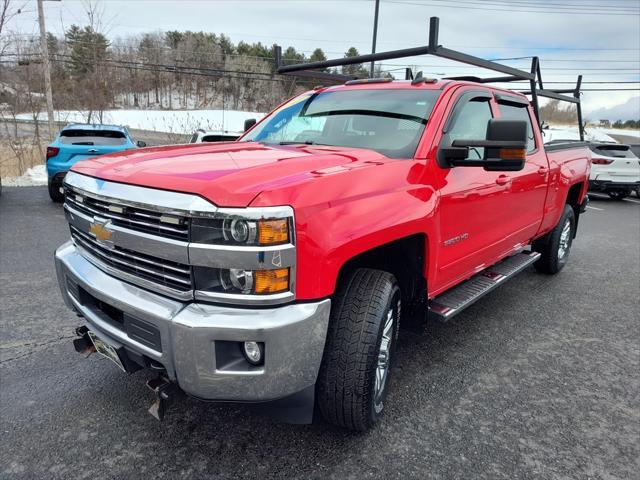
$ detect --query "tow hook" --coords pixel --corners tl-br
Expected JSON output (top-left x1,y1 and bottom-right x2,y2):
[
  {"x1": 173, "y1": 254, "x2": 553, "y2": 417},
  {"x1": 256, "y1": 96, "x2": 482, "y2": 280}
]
[
  {"x1": 73, "y1": 326, "x2": 96, "y2": 354},
  {"x1": 146, "y1": 375, "x2": 183, "y2": 421}
]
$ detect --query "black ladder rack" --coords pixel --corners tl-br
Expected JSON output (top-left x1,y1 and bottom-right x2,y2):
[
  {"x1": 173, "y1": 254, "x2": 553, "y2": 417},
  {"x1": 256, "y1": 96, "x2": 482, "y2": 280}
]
[{"x1": 273, "y1": 16, "x2": 584, "y2": 141}]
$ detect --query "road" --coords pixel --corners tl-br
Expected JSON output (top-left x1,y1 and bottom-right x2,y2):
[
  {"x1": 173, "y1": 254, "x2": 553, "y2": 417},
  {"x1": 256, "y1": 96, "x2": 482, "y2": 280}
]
[
  {"x1": 1, "y1": 187, "x2": 638, "y2": 480},
  {"x1": 0, "y1": 119, "x2": 190, "y2": 145}
]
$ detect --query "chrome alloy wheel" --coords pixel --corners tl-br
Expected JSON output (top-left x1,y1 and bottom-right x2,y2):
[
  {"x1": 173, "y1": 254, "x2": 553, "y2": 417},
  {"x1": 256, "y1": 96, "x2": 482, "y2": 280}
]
[
  {"x1": 374, "y1": 300, "x2": 398, "y2": 412},
  {"x1": 558, "y1": 218, "x2": 572, "y2": 260}
]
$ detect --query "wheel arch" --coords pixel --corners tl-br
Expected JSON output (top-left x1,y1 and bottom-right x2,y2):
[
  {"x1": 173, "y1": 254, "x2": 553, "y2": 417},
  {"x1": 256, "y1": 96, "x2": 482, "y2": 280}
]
[
  {"x1": 333, "y1": 233, "x2": 428, "y2": 326},
  {"x1": 565, "y1": 181, "x2": 584, "y2": 238}
]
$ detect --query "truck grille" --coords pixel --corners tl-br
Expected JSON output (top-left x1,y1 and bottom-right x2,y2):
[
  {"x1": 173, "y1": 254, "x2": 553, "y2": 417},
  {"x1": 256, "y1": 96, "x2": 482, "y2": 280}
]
[
  {"x1": 65, "y1": 187, "x2": 189, "y2": 241},
  {"x1": 70, "y1": 225, "x2": 193, "y2": 294}
]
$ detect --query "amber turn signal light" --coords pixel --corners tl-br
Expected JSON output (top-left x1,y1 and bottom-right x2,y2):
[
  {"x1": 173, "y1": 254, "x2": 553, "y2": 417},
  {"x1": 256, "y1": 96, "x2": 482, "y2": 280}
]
[
  {"x1": 258, "y1": 219, "x2": 289, "y2": 245},
  {"x1": 500, "y1": 148, "x2": 526, "y2": 161},
  {"x1": 254, "y1": 268, "x2": 289, "y2": 294}
]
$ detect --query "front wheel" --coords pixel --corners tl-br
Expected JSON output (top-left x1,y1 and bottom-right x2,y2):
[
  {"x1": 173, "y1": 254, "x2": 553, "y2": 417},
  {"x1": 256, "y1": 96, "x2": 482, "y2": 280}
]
[
  {"x1": 533, "y1": 204, "x2": 575, "y2": 275},
  {"x1": 608, "y1": 190, "x2": 630, "y2": 200},
  {"x1": 317, "y1": 268, "x2": 400, "y2": 431}
]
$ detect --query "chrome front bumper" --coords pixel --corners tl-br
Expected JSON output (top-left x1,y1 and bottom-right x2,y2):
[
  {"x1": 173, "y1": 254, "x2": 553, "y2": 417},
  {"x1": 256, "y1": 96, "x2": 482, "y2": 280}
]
[{"x1": 55, "y1": 241, "x2": 331, "y2": 402}]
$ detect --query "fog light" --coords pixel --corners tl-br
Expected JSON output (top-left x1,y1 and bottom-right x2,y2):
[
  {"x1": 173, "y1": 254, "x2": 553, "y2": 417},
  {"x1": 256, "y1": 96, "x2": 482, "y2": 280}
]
[{"x1": 242, "y1": 341, "x2": 263, "y2": 365}]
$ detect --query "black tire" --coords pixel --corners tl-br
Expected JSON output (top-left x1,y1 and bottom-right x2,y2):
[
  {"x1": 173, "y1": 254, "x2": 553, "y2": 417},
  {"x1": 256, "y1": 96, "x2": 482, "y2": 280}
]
[
  {"x1": 533, "y1": 204, "x2": 575, "y2": 275},
  {"x1": 317, "y1": 268, "x2": 401, "y2": 431},
  {"x1": 635, "y1": 186, "x2": 640, "y2": 199},
  {"x1": 48, "y1": 178, "x2": 64, "y2": 202},
  {"x1": 607, "y1": 190, "x2": 630, "y2": 200}
]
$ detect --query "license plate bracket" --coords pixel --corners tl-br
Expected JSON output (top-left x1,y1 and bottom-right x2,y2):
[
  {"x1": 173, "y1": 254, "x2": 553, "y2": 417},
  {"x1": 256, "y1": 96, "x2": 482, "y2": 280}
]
[{"x1": 88, "y1": 331, "x2": 126, "y2": 372}]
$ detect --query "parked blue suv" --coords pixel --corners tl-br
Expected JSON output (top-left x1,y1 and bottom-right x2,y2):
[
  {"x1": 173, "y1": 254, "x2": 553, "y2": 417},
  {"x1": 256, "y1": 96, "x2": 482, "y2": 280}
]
[{"x1": 46, "y1": 124, "x2": 145, "y2": 201}]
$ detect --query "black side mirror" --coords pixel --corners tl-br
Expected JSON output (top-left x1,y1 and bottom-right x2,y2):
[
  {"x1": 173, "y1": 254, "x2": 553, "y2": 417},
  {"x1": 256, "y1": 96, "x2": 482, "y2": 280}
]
[
  {"x1": 441, "y1": 119, "x2": 527, "y2": 172},
  {"x1": 244, "y1": 118, "x2": 257, "y2": 132},
  {"x1": 136, "y1": 140, "x2": 147, "y2": 148}
]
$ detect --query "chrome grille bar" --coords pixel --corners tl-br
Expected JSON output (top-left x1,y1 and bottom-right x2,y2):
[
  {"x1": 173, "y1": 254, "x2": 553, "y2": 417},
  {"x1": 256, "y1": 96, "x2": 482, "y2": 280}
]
[
  {"x1": 70, "y1": 225, "x2": 193, "y2": 293},
  {"x1": 65, "y1": 189, "x2": 189, "y2": 240},
  {"x1": 72, "y1": 227, "x2": 190, "y2": 276}
]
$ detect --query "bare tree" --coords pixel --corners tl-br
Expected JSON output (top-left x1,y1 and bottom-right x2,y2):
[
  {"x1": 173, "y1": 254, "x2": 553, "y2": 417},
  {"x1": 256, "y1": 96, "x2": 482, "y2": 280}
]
[{"x1": 0, "y1": 0, "x2": 26, "y2": 56}]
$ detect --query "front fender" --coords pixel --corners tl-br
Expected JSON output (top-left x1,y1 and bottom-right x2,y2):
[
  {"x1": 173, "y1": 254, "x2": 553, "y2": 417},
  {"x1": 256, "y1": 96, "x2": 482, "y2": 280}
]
[{"x1": 251, "y1": 160, "x2": 439, "y2": 300}]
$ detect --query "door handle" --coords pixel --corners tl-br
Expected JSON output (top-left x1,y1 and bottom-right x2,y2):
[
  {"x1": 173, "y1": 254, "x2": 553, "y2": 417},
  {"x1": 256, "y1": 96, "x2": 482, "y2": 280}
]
[
  {"x1": 538, "y1": 167, "x2": 549, "y2": 175},
  {"x1": 496, "y1": 175, "x2": 511, "y2": 186}
]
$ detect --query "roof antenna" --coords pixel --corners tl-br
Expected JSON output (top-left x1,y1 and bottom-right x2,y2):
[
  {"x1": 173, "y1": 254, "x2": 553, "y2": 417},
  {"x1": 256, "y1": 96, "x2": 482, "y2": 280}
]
[{"x1": 411, "y1": 71, "x2": 425, "y2": 85}]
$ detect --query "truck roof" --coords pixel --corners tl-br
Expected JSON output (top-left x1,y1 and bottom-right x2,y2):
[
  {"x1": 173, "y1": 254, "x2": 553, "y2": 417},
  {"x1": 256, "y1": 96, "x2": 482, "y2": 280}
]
[{"x1": 316, "y1": 79, "x2": 531, "y2": 102}]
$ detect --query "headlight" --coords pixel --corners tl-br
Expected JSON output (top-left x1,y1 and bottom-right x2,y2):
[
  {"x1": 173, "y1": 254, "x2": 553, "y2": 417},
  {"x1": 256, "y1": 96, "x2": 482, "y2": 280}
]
[
  {"x1": 190, "y1": 206, "x2": 295, "y2": 304},
  {"x1": 195, "y1": 267, "x2": 290, "y2": 295},
  {"x1": 222, "y1": 268, "x2": 254, "y2": 293},
  {"x1": 191, "y1": 215, "x2": 291, "y2": 246}
]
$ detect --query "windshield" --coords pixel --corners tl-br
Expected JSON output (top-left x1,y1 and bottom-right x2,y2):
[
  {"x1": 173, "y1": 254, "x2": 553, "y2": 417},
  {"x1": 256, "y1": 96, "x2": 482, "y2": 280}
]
[{"x1": 241, "y1": 89, "x2": 440, "y2": 159}]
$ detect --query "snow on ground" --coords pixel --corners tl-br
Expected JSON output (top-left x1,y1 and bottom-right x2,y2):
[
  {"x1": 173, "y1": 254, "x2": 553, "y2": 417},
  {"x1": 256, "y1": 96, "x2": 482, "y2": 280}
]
[
  {"x1": 2, "y1": 164, "x2": 47, "y2": 187},
  {"x1": 597, "y1": 127, "x2": 640, "y2": 139},
  {"x1": 542, "y1": 127, "x2": 618, "y2": 144},
  {"x1": 543, "y1": 124, "x2": 639, "y2": 144},
  {"x1": 11, "y1": 109, "x2": 264, "y2": 135}
]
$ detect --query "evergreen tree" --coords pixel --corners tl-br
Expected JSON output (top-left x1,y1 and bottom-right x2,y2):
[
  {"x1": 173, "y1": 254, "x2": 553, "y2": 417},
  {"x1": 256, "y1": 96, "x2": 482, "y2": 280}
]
[
  {"x1": 342, "y1": 47, "x2": 367, "y2": 77},
  {"x1": 64, "y1": 25, "x2": 109, "y2": 76}
]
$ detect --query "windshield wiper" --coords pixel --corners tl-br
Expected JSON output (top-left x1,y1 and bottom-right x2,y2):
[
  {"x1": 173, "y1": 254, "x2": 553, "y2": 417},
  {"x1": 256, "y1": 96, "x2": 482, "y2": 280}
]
[{"x1": 278, "y1": 140, "x2": 316, "y2": 145}]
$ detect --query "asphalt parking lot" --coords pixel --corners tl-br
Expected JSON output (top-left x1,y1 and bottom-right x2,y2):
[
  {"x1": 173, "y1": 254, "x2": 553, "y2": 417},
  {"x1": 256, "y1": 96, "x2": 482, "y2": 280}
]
[{"x1": 1, "y1": 187, "x2": 638, "y2": 480}]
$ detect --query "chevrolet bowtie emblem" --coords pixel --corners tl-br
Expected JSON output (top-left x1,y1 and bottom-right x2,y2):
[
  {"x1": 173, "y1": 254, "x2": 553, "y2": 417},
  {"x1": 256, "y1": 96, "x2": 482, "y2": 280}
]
[{"x1": 89, "y1": 220, "x2": 114, "y2": 248}]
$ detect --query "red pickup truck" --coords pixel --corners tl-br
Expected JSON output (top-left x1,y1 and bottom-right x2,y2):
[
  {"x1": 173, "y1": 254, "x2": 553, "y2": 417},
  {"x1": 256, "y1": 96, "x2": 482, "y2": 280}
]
[{"x1": 55, "y1": 22, "x2": 590, "y2": 431}]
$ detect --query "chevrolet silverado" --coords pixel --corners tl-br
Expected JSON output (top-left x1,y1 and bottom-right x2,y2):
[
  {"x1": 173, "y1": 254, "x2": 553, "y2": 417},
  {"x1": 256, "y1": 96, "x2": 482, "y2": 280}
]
[{"x1": 54, "y1": 20, "x2": 591, "y2": 431}]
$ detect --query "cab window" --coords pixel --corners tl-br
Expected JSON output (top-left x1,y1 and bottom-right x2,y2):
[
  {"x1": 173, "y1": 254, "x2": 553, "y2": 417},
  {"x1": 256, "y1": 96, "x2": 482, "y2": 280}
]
[{"x1": 447, "y1": 99, "x2": 493, "y2": 160}]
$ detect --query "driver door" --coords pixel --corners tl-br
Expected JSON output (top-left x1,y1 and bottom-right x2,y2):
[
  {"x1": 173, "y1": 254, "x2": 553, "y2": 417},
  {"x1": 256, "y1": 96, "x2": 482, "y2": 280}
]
[{"x1": 432, "y1": 89, "x2": 514, "y2": 293}]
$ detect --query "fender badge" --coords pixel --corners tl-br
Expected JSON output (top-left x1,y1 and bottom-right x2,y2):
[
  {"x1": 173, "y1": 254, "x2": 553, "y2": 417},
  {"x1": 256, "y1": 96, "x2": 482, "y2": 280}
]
[{"x1": 444, "y1": 233, "x2": 469, "y2": 247}]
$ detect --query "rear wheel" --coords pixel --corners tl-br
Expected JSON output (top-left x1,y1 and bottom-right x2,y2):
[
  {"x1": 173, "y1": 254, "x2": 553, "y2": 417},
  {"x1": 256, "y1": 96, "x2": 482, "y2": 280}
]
[
  {"x1": 533, "y1": 204, "x2": 575, "y2": 275},
  {"x1": 317, "y1": 268, "x2": 400, "y2": 431},
  {"x1": 635, "y1": 186, "x2": 640, "y2": 198},
  {"x1": 48, "y1": 178, "x2": 64, "y2": 202},
  {"x1": 607, "y1": 190, "x2": 630, "y2": 200}
]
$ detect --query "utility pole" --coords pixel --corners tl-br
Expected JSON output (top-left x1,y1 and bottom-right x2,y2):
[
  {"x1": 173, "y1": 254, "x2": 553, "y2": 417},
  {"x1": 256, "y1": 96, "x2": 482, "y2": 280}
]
[
  {"x1": 369, "y1": 0, "x2": 380, "y2": 78},
  {"x1": 37, "y1": 0, "x2": 55, "y2": 140}
]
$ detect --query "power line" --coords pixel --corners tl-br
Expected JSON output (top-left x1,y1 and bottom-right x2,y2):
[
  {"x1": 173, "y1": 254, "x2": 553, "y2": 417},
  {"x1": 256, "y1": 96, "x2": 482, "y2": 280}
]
[
  {"x1": 382, "y1": 0, "x2": 640, "y2": 15},
  {"x1": 377, "y1": 62, "x2": 640, "y2": 71},
  {"x1": 388, "y1": 0, "x2": 640, "y2": 13},
  {"x1": 46, "y1": 57, "x2": 292, "y2": 83}
]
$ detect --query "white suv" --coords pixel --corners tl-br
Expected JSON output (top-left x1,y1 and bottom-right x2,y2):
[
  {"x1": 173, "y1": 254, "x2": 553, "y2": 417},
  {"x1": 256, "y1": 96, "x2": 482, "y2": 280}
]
[
  {"x1": 189, "y1": 129, "x2": 241, "y2": 144},
  {"x1": 588, "y1": 143, "x2": 640, "y2": 200}
]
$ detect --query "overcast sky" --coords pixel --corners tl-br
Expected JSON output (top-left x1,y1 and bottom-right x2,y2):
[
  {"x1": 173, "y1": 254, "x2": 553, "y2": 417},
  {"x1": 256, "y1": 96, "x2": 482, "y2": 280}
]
[{"x1": 6, "y1": 0, "x2": 640, "y2": 118}]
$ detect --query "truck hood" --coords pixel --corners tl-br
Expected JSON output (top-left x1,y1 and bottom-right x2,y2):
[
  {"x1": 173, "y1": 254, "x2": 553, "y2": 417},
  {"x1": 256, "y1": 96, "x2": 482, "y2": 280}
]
[{"x1": 71, "y1": 141, "x2": 390, "y2": 207}]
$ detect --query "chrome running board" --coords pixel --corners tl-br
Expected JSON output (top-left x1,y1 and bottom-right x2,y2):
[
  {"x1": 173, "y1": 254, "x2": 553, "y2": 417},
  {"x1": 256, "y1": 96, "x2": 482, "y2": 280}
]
[{"x1": 429, "y1": 251, "x2": 541, "y2": 322}]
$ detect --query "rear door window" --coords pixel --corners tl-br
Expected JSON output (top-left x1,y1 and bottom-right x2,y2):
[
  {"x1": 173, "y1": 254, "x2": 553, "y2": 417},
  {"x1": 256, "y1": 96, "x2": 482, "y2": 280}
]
[
  {"x1": 60, "y1": 129, "x2": 127, "y2": 146},
  {"x1": 498, "y1": 103, "x2": 536, "y2": 153}
]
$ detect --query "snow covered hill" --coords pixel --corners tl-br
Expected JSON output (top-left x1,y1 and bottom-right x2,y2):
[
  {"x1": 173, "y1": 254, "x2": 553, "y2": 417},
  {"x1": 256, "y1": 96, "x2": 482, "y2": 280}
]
[{"x1": 12, "y1": 109, "x2": 264, "y2": 135}]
